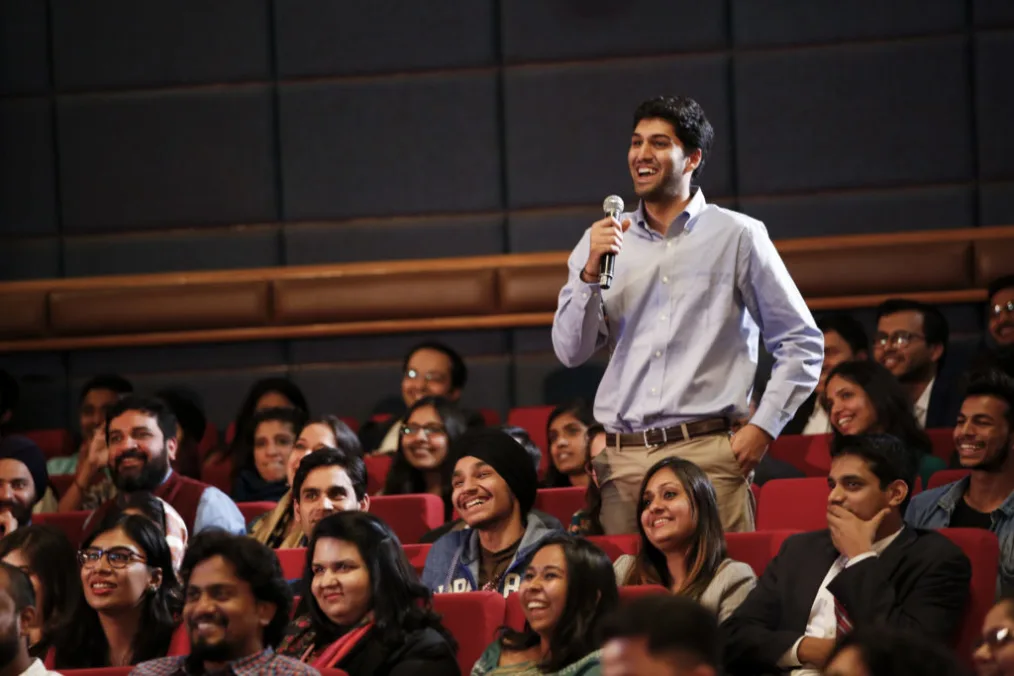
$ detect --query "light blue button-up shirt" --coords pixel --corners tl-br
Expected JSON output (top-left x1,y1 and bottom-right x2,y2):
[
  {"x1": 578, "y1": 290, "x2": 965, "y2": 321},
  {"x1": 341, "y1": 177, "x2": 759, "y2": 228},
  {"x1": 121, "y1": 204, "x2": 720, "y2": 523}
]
[{"x1": 552, "y1": 190, "x2": 822, "y2": 438}]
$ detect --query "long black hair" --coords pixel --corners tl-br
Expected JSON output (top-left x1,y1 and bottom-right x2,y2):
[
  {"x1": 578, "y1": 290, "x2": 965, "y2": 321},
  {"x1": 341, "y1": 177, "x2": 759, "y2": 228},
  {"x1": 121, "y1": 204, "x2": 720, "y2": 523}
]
[
  {"x1": 223, "y1": 377, "x2": 309, "y2": 459},
  {"x1": 56, "y1": 515, "x2": 182, "y2": 668},
  {"x1": 500, "y1": 533, "x2": 619, "y2": 672},
  {"x1": 303, "y1": 511, "x2": 456, "y2": 651},
  {"x1": 543, "y1": 399, "x2": 595, "y2": 488},
  {"x1": 0, "y1": 525, "x2": 84, "y2": 658}
]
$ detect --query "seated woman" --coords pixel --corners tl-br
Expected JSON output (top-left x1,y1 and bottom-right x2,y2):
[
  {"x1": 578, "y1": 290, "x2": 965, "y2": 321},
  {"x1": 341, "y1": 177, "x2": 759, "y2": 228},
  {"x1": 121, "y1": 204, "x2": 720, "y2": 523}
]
[
  {"x1": 543, "y1": 400, "x2": 595, "y2": 489},
  {"x1": 0, "y1": 524, "x2": 84, "y2": 660},
  {"x1": 232, "y1": 406, "x2": 308, "y2": 503},
  {"x1": 382, "y1": 396, "x2": 468, "y2": 519},
  {"x1": 55, "y1": 514, "x2": 181, "y2": 669},
  {"x1": 974, "y1": 595, "x2": 1014, "y2": 675},
  {"x1": 825, "y1": 360, "x2": 946, "y2": 486},
  {"x1": 96, "y1": 491, "x2": 189, "y2": 577},
  {"x1": 613, "y1": 457, "x2": 756, "y2": 623},
  {"x1": 568, "y1": 424, "x2": 606, "y2": 536},
  {"x1": 472, "y1": 533, "x2": 618, "y2": 675},
  {"x1": 250, "y1": 414, "x2": 361, "y2": 548},
  {"x1": 277, "y1": 511, "x2": 459, "y2": 675}
]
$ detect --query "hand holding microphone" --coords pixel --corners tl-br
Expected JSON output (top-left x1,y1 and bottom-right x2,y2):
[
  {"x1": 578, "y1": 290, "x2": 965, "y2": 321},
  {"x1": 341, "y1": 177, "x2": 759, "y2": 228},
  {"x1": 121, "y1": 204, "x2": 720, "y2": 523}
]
[{"x1": 582, "y1": 195, "x2": 630, "y2": 290}]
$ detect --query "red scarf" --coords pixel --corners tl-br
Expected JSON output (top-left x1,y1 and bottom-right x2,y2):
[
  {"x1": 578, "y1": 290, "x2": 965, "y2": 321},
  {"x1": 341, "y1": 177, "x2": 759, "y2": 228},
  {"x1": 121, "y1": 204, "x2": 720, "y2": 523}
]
[{"x1": 311, "y1": 622, "x2": 374, "y2": 669}]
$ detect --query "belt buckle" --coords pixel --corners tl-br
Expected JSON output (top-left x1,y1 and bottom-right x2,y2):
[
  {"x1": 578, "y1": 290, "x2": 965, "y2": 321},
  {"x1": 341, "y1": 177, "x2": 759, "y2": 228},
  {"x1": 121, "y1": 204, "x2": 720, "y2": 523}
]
[{"x1": 642, "y1": 427, "x2": 668, "y2": 447}]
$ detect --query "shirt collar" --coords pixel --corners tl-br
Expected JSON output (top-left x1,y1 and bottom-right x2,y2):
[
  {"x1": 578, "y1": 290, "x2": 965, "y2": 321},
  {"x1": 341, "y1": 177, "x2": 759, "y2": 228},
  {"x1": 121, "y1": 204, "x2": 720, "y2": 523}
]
[
  {"x1": 937, "y1": 475, "x2": 1014, "y2": 518},
  {"x1": 634, "y1": 188, "x2": 707, "y2": 238},
  {"x1": 913, "y1": 377, "x2": 935, "y2": 425},
  {"x1": 871, "y1": 525, "x2": 904, "y2": 555}
]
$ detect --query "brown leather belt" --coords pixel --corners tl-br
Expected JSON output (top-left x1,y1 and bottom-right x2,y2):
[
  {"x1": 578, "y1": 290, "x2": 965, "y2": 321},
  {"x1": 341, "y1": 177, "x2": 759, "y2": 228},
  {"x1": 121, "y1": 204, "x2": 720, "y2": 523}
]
[{"x1": 604, "y1": 417, "x2": 730, "y2": 448}]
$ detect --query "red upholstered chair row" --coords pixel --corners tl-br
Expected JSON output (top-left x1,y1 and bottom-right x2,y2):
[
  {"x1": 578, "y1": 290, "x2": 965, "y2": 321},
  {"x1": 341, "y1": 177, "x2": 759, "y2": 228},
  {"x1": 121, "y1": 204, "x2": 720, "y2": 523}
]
[
  {"x1": 928, "y1": 469, "x2": 971, "y2": 490},
  {"x1": 770, "y1": 429, "x2": 957, "y2": 477},
  {"x1": 533, "y1": 486, "x2": 586, "y2": 527},
  {"x1": 21, "y1": 428, "x2": 74, "y2": 460},
  {"x1": 506, "y1": 405, "x2": 555, "y2": 478},
  {"x1": 364, "y1": 453, "x2": 393, "y2": 495}
]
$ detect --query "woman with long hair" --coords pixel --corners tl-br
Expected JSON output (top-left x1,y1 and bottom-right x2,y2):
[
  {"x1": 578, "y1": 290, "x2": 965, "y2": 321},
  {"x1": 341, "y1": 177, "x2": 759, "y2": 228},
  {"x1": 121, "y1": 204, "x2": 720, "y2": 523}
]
[
  {"x1": 472, "y1": 533, "x2": 619, "y2": 675},
  {"x1": 382, "y1": 396, "x2": 468, "y2": 520},
  {"x1": 231, "y1": 406, "x2": 308, "y2": 503},
  {"x1": 543, "y1": 400, "x2": 596, "y2": 489},
  {"x1": 206, "y1": 377, "x2": 309, "y2": 467},
  {"x1": 614, "y1": 457, "x2": 755, "y2": 622},
  {"x1": 0, "y1": 525, "x2": 84, "y2": 660},
  {"x1": 56, "y1": 514, "x2": 182, "y2": 669},
  {"x1": 277, "y1": 511, "x2": 459, "y2": 675},
  {"x1": 825, "y1": 360, "x2": 946, "y2": 486},
  {"x1": 568, "y1": 424, "x2": 606, "y2": 536}
]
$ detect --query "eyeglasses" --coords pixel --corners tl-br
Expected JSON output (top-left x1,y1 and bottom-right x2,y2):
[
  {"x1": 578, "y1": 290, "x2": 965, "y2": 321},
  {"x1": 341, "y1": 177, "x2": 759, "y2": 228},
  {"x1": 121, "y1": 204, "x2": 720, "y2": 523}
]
[
  {"x1": 992, "y1": 301, "x2": 1014, "y2": 317},
  {"x1": 977, "y1": 626, "x2": 1014, "y2": 652},
  {"x1": 401, "y1": 423, "x2": 447, "y2": 438},
  {"x1": 874, "y1": 330, "x2": 925, "y2": 349},
  {"x1": 78, "y1": 547, "x2": 148, "y2": 569},
  {"x1": 404, "y1": 368, "x2": 449, "y2": 384}
]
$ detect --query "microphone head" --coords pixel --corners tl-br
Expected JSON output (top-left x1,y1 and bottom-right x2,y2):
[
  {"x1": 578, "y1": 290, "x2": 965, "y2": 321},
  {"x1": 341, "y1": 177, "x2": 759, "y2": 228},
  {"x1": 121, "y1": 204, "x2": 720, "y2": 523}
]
[{"x1": 603, "y1": 195, "x2": 624, "y2": 215}]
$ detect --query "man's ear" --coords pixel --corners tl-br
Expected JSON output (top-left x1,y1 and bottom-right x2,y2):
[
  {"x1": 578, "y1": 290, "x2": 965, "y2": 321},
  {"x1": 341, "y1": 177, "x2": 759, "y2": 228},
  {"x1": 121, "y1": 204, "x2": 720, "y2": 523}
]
[
  {"x1": 929, "y1": 342, "x2": 945, "y2": 364},
  {"x1": 255, "y1": 600, "x2": 275, "y2": 629},
  {"x1": 886, "y1": 478, "x2": 909, "y2": 509},
  {"x1": 165, "y1": 437, "x2": 178, "y2": 462},
  {"x1": 18, "y1": 606, "x2": 36, "y2": 639},
  {"x1": 359, "y1": 495, "x2": 371, "y2": 512},
  {"x1": 292, "y1": 499, "x2": 302, "y2": 526},
  {"x1": 684, "y1": 148, "x2": 703, "y2": 175}
]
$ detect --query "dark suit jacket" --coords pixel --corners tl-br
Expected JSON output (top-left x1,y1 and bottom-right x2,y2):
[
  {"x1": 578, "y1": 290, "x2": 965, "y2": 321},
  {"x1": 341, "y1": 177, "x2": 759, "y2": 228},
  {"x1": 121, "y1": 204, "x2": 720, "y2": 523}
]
[
  {"x1": 926, "y1": 375, "x2": 962, "y2": 430},
  {"x1": 782, "y1": 392, "x2": 818, "y2": 436},
  {"x1": 722, "y1": 528, "x2": 970, "y2": 676}
]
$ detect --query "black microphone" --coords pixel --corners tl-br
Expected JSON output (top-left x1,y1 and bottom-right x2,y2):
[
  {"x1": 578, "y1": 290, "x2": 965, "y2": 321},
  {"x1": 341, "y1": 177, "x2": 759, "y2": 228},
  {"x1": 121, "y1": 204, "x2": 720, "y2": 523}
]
[{"x1": 599, "y1": 195, "x2": 625, "y2": 289}]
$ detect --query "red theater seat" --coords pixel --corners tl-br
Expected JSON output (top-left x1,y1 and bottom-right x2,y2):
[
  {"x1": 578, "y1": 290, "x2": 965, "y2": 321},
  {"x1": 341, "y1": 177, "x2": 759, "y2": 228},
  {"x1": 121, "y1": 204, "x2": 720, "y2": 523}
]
[
  {"x1": 506, "y1": 406, "x2": 554, "y2": 477},
  {"x1": 757, "y1": 478, "x2": 830, "y2": 531},
  {"x1": 927, "y1": 469, "x2": 971, "y2": 491},
  {"x1": 22, "y1": 429, "x2": 74, "y2": 460},
  {"x1": 49, "y1": 473, "x2": 76, "y2": 497},
  {"x1": 534, "y1": 487, "x2": 586, "y2": 527},
  {"x1": 726, "y1": 530, "x2": 799, "y2": 578},
  {"x1": 768, "y1": 434, "x2": 832, "y2": 477},
  {"x1": 927, "y1": 428, "x2": 955, "y2": 463},
  {"x1": 403, "y1": 543, "x2": 431, "y2": 576},
  {"x1": 33, "y1": 511, "x2": 90, "y2": 548},
  {"x1": 276, "y1": 548, "x2": 306, "y2": 580},
  {"x1": 369, "y1": 494, "x2": 445, "y2": 544},
  {"x1": 940, "y1": 528, "x2": 999, "y2": 667},
  {"x1": 200, "y1": 455, "x2": 233, "y2": 494},
  {"x1": 433, "y1": 591, "x2": 506, "y2": 675},
  {"x1": 478, "y1": 408, "x2": 502, "y2": 426},
  {"x1": 168, "y1": 622, "x2": 189, "y2": 655},
  {"x1": 364, "y1": 454, "x2": 393, "y2": 495},
  {"x1": 338, "y1": 416, "x2": 360, "y2": 433},
  {"x1": 197, "y1": 422, "x2": 219, "y2": 462},
  {"x1": 237, "y1": 501, "x2": 276, "y2": 523},
  {"x1": 586, "y1": 534, "x2": 639, "y2": 561}
]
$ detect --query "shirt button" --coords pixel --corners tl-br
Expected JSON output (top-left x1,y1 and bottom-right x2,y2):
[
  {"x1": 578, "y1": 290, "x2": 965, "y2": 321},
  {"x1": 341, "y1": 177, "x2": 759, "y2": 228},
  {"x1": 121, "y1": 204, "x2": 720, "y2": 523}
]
[
  {"x1": 662, "y1": 276, "x2": 669, "y2": 284},
  {"x1": 666, "y1": 241, "x2": 673, "y2": 248},
  {"x1": 650, "y1": 388, "x2": 657, "y2": 394},
  {"x1": 581, "y1": 292, "x2": 588, "y2": 299},
  {"x1": 659, "y1": 314, "x2": 666, "y2": 321},
  {"x1": 655, "y1": 350, "x2": 662, "y2": 358}
]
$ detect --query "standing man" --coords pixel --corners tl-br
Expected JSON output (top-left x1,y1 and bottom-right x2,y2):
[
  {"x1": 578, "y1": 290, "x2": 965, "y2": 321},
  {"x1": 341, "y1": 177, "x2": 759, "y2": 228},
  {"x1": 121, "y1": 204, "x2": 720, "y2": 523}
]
[{"x1": 552, "y1": 95, "x2": 822, "y2": 533}]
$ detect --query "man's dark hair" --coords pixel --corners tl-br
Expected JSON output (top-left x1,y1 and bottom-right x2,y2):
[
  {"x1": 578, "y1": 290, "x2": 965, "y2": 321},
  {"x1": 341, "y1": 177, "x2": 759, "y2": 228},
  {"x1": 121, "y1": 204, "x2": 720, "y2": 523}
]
[
  {"x1": 403, "y1": 341, "x2": 468, "y2": 391},
  {"x1": 830, "y1": 434, "x2": 918, "y2": 513},
  {"x1": 104, "y1": 395, "x2": 178, "y2": 444},
  {"x1": 79, "y1": 374, "x2": 133, "y2": 402},
  {"x1": 292, "y1": 446, "x2": 368, "y2": 503},
  {"x1": 966, "y1": 370, "x2": 1014, "y2": 429},
  {"x1": 817, "y1": 313, "x2": 870, "y2": 356},
  {"x1": 988, "y1": 275, "x2": 1014, "y2": 305},
  {"x1": 601, "y1": 594, "x2": 720, "y2": 669},
  {"x1": 181, "y1": 530, "x2": 292, "y2": 649},
  {"x1": 632, "y1": 96, "x2": 714, "y2": 181},
  {"x1": 236, "y1": 406, "x2": 309, "y2": 478},
  {"x1": 829, "y1": 624, "x2": 967, "y2": 676},
  {"x1": 0, "y1": 560, "x2": 36, "y2": 611},
  {"x1": 875, "y1": 298, "x2": 949, "y2": 366}
]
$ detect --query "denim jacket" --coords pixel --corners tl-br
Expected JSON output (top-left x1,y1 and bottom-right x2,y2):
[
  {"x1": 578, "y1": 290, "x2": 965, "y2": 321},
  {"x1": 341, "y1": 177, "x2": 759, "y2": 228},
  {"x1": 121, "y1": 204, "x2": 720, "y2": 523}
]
[{"x1": 905, "y1": 476, "x2": 1014, "y2": 597}]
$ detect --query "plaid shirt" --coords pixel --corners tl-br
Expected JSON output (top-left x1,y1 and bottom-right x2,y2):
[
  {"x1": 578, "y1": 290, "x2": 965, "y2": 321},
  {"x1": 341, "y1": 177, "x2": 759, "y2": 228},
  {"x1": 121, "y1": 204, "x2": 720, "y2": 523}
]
[{"x1": 130, "y1": 648, "x2": 320, "y2": 675}]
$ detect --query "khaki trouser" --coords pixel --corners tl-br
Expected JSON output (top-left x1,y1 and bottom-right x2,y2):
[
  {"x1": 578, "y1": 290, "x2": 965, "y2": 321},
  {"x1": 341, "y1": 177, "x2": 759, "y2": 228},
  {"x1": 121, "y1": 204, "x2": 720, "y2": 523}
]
[{"x1": 594, "y1": 432, "x2": 755, "y2": 534}]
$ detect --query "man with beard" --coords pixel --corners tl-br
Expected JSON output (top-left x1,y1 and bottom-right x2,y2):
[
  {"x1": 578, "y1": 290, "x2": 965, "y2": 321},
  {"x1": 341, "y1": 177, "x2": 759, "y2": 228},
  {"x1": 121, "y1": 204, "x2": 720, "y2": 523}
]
[
  {"x1": 907, "y1": 370, "x2": 1014, "y2": 595},
  {"x1": 0, "y1": 437, "x2": 50, "y2": 537},
  {"x1": 132, "y1": 531, "x2": 317, "y2": 675},
  {"x1": 873, "y1": 298, "x2": 960, "y2": 429},
  {"x1": 93, "y1": 395, "x2": 244, "y2": 535},
  {"x1": 0, "y1": 563, "x2": 57, "y2": 675}
]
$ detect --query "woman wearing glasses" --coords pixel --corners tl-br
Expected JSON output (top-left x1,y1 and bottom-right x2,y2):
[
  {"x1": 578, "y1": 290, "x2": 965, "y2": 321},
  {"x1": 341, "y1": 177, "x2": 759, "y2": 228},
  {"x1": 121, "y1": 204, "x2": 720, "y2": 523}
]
[
  {"x1": 975, "y1": 595, "x2": 1014, "y2": 675},
  {"x1": 382, "y1": 396, "x2": 469, "y2": 520},
  {"x1": 55, "y1": 514, "x2": 181, "y2": 669}
]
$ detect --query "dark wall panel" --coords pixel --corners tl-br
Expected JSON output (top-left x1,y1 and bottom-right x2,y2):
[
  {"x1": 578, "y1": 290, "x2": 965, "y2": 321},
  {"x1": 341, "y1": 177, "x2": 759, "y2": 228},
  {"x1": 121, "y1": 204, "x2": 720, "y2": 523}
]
[
  {"x1": 735, "y1": 37, "x2": 973, "y2": 194},
  {"x1": 279, "y1": 73, "x2": 502, "y2": 220},
  {"x1": 284, "y1": 214, "x2": 505, "y2": 265},
  {"x1": 503, "y1": 56, "x2": 732, "y2": 209},
  {"x1": 67, "y1": 342, "x2": 287, "y2": 379},
  {"x1": 50, "y1": 0, "x2": 271, "y2": 91},
  {"x1": 58, "y1": 87, "x2": 278, "y2": 231},
  {"x1": 0, "y1": 237, "x2": 60, "y2": 280},
  {"x1": 976, "y1": 33, "x2": 1014, "y2": 179},
  {"x1": 500, "y1": 0, "x2": 726, "y2": 62},
  {"x1": 974, "y1": 0, "x2": 1014, "y2": 27},
  {"x1": 274, "y1": 0, "x2": 495, "y2": 77},
  {"x1": 981, "y1": 182, "x2": 1014, "y2": 226},
  {"x1": 0, "y1": 0, "x2": 50, "y2": 95},
  {"x1": 507, "y1": 207, "x2": 600, "y2": 253},
  {"x1": 288, "y1": 330, "x2": 510, "y2": 365},
  {"x1": 0, "y1": 99, "x2": 57, "y2": 235}
]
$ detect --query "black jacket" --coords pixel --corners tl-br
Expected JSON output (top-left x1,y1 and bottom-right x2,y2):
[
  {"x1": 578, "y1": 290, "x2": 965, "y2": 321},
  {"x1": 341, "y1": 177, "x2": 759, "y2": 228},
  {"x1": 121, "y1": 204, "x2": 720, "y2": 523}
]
[{"x1": 339, "y1": 626, "x2": 460, "y2": 676}]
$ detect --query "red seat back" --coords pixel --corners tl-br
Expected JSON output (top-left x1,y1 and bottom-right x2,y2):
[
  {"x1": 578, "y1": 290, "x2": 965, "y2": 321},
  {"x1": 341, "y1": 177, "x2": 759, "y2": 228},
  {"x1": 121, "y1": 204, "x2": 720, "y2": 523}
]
[
  {"x1": 726, "y1": 530, "x2": 799, "y2": 578},
  {"x1": 939, "y1": 528, "x2": 999, "y2": 667},
  {"x1": 276, "y1": 548, "x2": 306, "y2": 580},
  {"x1": 403, "y1": 543, "x2": 431, "y2": 576},
  {"x1": 432, "y1": 591, "x2": 506, "y2": 675},
  {"x1": 927, "y1": 428, "x2": 955, "y2": 463},
  {"x1": 22, "y1": 429, "x2": 74, "y2": 460},
  {"x1": 478, "y1": 408, "x2": 501, "y2": 426},
  {"x1": 768, "y1": 434, "x2": 832, "y2": 477},
  {"x1": 533, "y1": 487, "x2": 586, "y2": 527},
  {"x1": 757, "y1": 478, "x2": 830, "y2": 531},
  {"x1": 369, "y1": 494, "x2": 445, "y2": 544},
  {"x1": 506, "y1": 406, "x2": 555, "y2": 478},
  {"x1": 927, "y1": 469, "x2": 971, "y2": 491},
  {"x1": 33, "y1": 511, "x2": 90, "y2": 548},
  {"x1": 237, "y1": 501, "x2": 276, "y2": 523},
  {"x1": 50, "y1": 473, "x2": 76, "y2": 497},
  {"x1": 338, "y1": 416, "x2": 360, "y2": 433},
  {"x1": 200, "y1": 455, "x2": 233, "y2": 494},
  {"x1": 364, "y1": 454, "x2": 394, "y2": 495},
  {"x1": 168, "y1": 622, "x2": 189, "y2": 655},
  {"x1": 197, "y1": 422, "x2": 219, "y2": 463},
  {"x1": 586, "y1": 534, "x2": 639, "y2": 561}
]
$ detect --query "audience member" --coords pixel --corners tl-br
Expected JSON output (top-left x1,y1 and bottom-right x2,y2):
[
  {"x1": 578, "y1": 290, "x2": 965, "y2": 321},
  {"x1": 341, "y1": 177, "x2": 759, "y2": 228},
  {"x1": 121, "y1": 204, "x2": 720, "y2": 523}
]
[
  {"x1": 543, "y1": 400, "x2": 596, "y2": 489},
  {"x1": 222, "y1": 378, "x2": 309, "y2": 466},
  {"x1": 825, "y1": 360, "x2": 946, "y2": 487},
  {"x1": 155, "y1": 386, "x2": 209, "y2": 480},
  {"x1": 784, "y1": 314, "x2": 869, "y2": 436},
  {"x1": 601, "y1": 594, "x2": 721, "y2": 676},
  {"x1": 291, "y1": 447, "x2": 370, "y2": 548},
  {"x1": 232, "y1": 407, "x2": 308, "y2": 503},
  {"x1": 569, "y1": 424, "x2": 606, "y2": 536},
  {"x1": 472, "y1": 534, "x2": 618, "y2": 675},
  {"x1": 907, "y1": 370, "x2": 1014, "y2": 595},
  {"x1": 250, "y1": 416, "x2": 361, "y2": 548},
  {"x1": 382, "y1": 396, "x2": 468, "y2": 520},
  {"x1": 970, "y1": 275, "x2": 1014, "y2": 381},
  {"x1": 723, "y1": 434, "x2": 971, "y2": 676},
  {"x1": 0, "y1": 525, "x2": 83, "y2": 660},
  {"x1": 0, "y1": 436, "x2": 56, "y2": 536},
  {"x1": 57, "y1": 414, "x2": 117, "y2": 512},
  {"x1": 57, "y1": 514, "x2": 181, "y2": 669},
  {"x1": 94, "y1": 491, "x2": 189, "y2": 577},
  {"x1": 278, "y1": 511, "x2": 459, "y2": 674},
  {"x1": 422, "y1": 428, "x2": 560, "y2": 597},
  {"x1": 359, "y1": 341, "x2": 469, "y2": 454},
  {"x1": 823, "y1": 625, "x2": 968, "y2": 676},
  {"x1": 974, "y1": 594, "x2": 1014, "y2": 676},
  {"x1": 0, "y1": 370, "x2": 18, "y2": 433},
  {"x1": 613, "y1": 457, "x2": 755, "y2": 621},
  {"x1": 47, "y1": 374, "x2": 133, "y2": 477},
  {"x1": 132, "y1": 531, "x2": 318, "y2": 676},
  {"x1": 874, "y1": 299, "x2": 960, "y2": 429},
  {"x1": 94, "y1": 396, "x2": 245, "y2": 534},
  {"x1": 0, "y1": 562, "x2": 59, "y2": 676}
]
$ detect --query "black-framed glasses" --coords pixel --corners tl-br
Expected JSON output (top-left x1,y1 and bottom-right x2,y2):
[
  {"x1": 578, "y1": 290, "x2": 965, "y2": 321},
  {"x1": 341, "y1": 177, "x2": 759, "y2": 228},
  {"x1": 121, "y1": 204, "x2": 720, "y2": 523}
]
[
  {"x1": 976, "y1": 626, "x2": 1014, "y2": 652},
  {"x1": 78, "y1": 547, "x2": 147, "y2": 569},
  {"x1": 401, "y1": 423, "x2": 447, "y2": 438},
  {"x1": 992, "y1": 301, "x2": 1014, "y2": 317},
  {"x1": 874, "y1": 330, "x2": 926, "y2": 349},
  {"x1": 404, "y1": 368, "x2": 449, "y2": 384}
]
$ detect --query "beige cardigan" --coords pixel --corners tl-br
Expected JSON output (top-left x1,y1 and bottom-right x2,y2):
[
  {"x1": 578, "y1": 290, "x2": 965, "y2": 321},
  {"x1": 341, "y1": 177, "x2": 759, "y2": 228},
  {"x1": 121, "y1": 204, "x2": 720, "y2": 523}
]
[{"x1": 613, "y1": 555, "x2": 757, "y2": 623}]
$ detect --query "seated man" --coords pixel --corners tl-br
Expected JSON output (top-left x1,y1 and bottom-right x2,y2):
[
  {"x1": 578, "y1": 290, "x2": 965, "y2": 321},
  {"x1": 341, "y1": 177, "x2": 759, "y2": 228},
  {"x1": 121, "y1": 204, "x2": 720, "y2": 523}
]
[
  {"x1": 421, "y1": 428, "x2": 560, "y2": 597},
  {"x1": 970, "y1": 275, "x2": 1014, "y2": 378},
  {"x1": 906, "y1": 370, "x2": 1014, "y2": 595},
  {"x1": 91, "y1": 395, "x2": 245, "y2": 534},
  {"x1": 0, "y1": 436, "x2": 55, "y2": 537},
  {"x1": 601, "y1": 594, "x2": 721, "y2": 676},
  {"x1": 132, "y1": 530, "x2": 318, "y2": 675},
  {"x1": 48, "y1": 373, "x2": 133, "y2": 476},
  {"x1": 0, "y1": 562, "x2": 57, "y2": 676},
  {"x1": 723, "y1": 434, "x2": 971, "y2": 676},
  {"x1": 291, "y1": 446, "x2": 370, "y2": 547}
]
